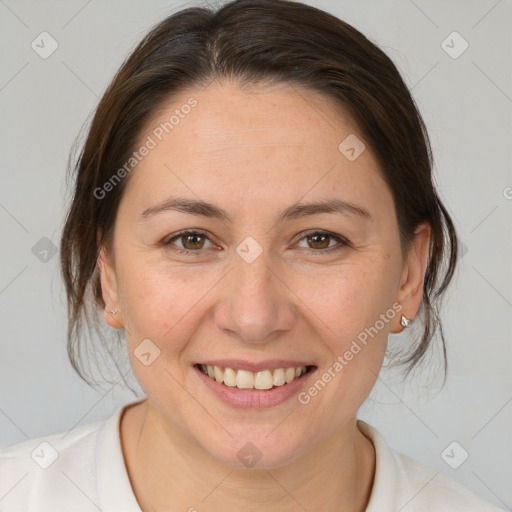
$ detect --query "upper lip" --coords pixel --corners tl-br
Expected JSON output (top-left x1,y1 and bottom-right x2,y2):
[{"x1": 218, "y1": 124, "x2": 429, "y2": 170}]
[{"x1": 196, "y1": 359, "x2": 315, "y2": 372}]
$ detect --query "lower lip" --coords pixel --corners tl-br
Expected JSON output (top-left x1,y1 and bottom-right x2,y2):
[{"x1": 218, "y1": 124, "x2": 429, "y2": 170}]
[{"x1": 194, "y1": 366, "x2": 317, "y2": 409}]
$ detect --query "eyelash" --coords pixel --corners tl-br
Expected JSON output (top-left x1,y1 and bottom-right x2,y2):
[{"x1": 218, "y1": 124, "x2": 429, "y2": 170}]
[{"x1": 162, "y1": 229, "x2": 351, "y2": 256}]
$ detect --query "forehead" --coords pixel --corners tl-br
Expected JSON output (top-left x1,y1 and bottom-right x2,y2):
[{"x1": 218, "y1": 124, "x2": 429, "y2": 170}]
[
  {"x1": 123, "y1": 80, "x2": 390, "y2": 217},
  {"x1": 150, "y1": 80, "x2": 355, "y2": 158}
]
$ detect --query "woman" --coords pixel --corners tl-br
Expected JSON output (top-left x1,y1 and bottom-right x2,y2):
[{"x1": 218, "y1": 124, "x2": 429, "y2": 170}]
[{"x1": 0, "y1": 0, "x2": 504, "y2": 510}]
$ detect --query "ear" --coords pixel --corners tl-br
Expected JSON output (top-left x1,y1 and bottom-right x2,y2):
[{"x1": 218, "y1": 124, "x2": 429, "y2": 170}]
[
  {"x1": 392, "y1": 222, "x2": 431, "y2": 333},
  {"x1": 97, "y1": 235, "x2": 123, "y2": 330}
]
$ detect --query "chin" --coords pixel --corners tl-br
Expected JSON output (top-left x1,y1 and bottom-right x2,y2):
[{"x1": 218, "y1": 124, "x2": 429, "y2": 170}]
[{"x1": 195, "y1": 425, "x2": 312, "y2": 470}]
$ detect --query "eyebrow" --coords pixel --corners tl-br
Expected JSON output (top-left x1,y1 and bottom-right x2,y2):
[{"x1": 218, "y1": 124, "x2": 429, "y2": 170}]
[{"x1": 139, "y1": 197, "x2": 372, "y2": 223}]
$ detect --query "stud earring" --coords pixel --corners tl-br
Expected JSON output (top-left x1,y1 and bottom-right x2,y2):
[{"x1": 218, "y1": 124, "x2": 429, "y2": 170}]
[
  {"x1": 400, "y1": 314, "x2": 411, "y2": 328},
  {"x1": 109, "y1": 309, "x2": 118, "y2": 315}
]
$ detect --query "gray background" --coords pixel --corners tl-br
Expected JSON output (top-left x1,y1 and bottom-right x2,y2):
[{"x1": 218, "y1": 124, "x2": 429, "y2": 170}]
[{"x1": 0, "y1": 0, "x2": 510, "y2": 508}]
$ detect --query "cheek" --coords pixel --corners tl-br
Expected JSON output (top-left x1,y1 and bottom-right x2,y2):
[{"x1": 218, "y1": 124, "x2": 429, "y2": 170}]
[
  {"x1": 317, "y1": 261, "x2": 398, "y2": 340},
  {"x1": 118, "y1": 261, "x2": 217, "y2": 350},
  {"x1": 118, "y1": 268, "x2": 198, "y2": 396},
  {"x1": 292, "y1": 267, "x2": 393, "y2": 434},
  {"x1": 305, "y1": 258, "x2": 398, "y2": 388}
]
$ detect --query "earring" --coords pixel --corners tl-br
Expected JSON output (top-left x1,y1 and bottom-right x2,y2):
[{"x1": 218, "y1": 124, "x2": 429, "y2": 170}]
[
  {"x1": 109, "y1": 309, "x2": 118, "y2": 315},
  {"x1": 400, "y1": 314, "x2": 411, "y2": 328}
]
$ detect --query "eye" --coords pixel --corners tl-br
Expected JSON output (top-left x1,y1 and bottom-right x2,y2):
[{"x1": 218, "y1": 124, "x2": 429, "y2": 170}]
[
  {"x1": 162, "y1": 229, "x2": 350, "y2": 256},
  {"x1": 163, "y1": 230, "x2": 217, "y2": 255},
  {"x1": 294, "y1": 230, "x2": 351, "y2": 254}
]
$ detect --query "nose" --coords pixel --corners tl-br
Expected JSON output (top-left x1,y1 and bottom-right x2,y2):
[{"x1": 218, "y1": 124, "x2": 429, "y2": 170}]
[{"x1": 214, "y1": 252, "x2": 297, "y2": 345}]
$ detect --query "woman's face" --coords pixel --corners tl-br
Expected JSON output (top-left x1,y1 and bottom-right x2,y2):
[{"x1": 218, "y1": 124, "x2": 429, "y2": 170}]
[{"x1": 100, "y1": 80, "x2": 428, "y2": 468}]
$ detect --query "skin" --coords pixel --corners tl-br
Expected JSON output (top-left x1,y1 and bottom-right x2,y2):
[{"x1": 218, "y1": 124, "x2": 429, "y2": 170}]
[{"x1": 98, "y1": 79, "x2": 430, "y2": 512}]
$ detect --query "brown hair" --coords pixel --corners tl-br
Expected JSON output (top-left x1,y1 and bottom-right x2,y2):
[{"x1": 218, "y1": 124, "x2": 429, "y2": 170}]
[{"x1": 60, "y1": 0, "x2": 458, "y2": 388}]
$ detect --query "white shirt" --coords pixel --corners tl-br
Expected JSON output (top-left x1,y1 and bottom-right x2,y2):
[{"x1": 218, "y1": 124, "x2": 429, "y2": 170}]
[{"x1": 0, "y1": 399, "x2": 504, "y2": 511}]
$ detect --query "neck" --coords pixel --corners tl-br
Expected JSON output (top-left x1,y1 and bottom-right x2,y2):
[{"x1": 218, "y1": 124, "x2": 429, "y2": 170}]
[{"x1": 121, "y1": 400, "x2": 375, "y2": 512}]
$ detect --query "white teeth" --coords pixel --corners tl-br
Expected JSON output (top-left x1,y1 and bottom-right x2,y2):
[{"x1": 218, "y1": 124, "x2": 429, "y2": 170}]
[
  {"x1": 236, "y1": 369, "x2": 254, "y2": 389},
  {"x1": 285, "y1": 367, "x2": 296, "y2": 383},
  {"x1": 199, "y1": 364, "x2": 309, "y2": 390},
  {"x1": 223, "y1": 367, "x2": 236, "y2": 387},
  {"x1": 214, "y1": 366, "x2": 224, "y2": 383},
  {"x1": 273, "y1": 368, "x2": 286, "y2": 386},
  {"x1": 255, "y1": 370, "x2": 273, "y2": 390}
]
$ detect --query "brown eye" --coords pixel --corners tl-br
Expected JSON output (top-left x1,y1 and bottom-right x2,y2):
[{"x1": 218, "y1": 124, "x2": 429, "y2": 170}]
[
  {"x1": 181, "y1": 233, "x2": 206, "y2": 250},
  {"x1": 164, "y1": 230, "x2": 215, "y2": 254},
  {"x1": 307, "y1": 233, "x2": 331, "y2": 249},
  {"x1": 295, "y1": 230, "x2": 350, "y2": 254}
]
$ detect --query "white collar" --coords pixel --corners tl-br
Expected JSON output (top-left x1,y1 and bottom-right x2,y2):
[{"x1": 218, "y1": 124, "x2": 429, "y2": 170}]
[
  {"x1": 357, "y1": 419, "x2": 397, "y2": 511},
  {"x1": 97, "y1": 399, "x2": 145, "y2": 512}
]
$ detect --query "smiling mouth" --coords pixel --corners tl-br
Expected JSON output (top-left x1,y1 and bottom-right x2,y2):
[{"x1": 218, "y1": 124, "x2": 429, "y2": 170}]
[{"x1": 195, "y1": 364, "x2": 315, "y2": 391}]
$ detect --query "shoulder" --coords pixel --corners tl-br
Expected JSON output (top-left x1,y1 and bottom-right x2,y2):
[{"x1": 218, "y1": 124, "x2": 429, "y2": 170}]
[
  {"x1": 0, "y1": 415, "x2": 108, "y2": 511},
  {"x1": 357, "y1": 420, "x2": 506, "y2": 512},
  {"x1": 393, "y1": 450, "x2": 504, "y2": 511}
]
